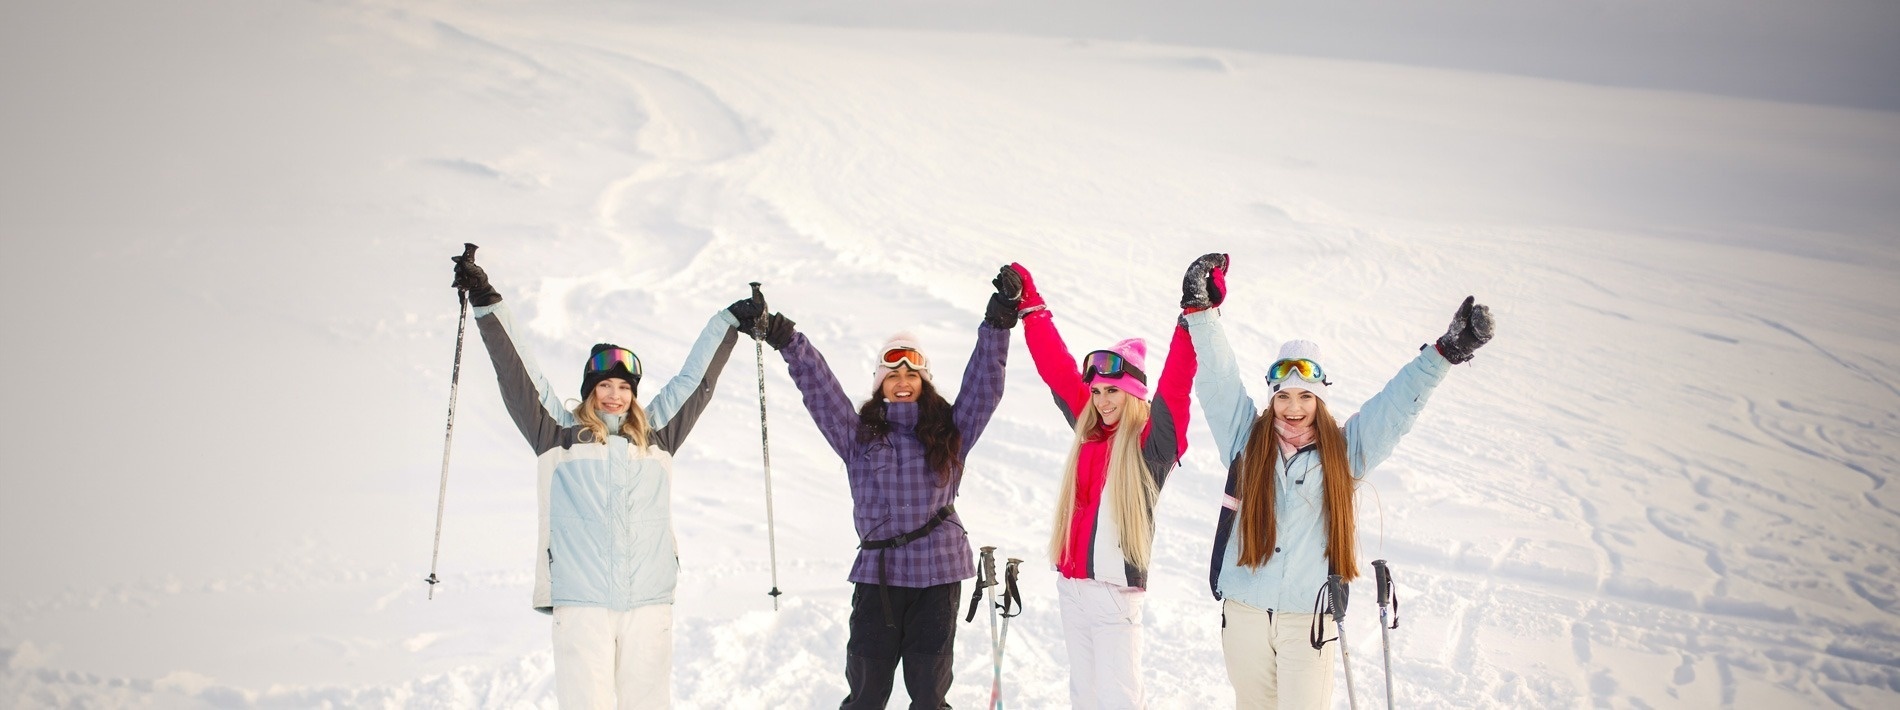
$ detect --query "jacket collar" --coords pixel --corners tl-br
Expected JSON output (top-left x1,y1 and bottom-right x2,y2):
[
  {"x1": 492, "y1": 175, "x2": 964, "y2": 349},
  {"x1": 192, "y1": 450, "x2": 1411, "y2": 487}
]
[{"x1": 884, "y1": 401, "x2": 919, "y2": 431}]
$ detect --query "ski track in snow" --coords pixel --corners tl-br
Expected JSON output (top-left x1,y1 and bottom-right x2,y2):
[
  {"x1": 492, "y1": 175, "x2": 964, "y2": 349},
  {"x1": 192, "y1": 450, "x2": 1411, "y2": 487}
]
[{"x1": 6, "y1": 0, "x2": 1900, "y2": 708}]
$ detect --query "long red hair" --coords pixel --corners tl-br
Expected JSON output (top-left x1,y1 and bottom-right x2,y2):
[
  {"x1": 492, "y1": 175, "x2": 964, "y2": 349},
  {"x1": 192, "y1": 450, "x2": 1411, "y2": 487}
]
[{"x1": 1234, "y1": 399, "x2": 1360, "y2": 581}]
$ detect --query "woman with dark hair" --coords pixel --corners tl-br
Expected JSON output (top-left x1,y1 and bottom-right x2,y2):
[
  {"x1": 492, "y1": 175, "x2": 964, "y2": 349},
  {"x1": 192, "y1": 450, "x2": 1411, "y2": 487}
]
[
  {"x1": 750, "y1": 268, "x2": 1021, "y2": 709},
  {"x1": 1183, "y1": 255, "x2": 1495, "y2": 710}
]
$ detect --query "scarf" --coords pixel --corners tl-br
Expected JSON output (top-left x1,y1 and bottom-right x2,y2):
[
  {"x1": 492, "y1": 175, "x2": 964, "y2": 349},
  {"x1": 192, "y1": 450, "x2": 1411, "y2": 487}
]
[{"x1": 1273, "y1": 418, "x2": 1316, "y2": 458}]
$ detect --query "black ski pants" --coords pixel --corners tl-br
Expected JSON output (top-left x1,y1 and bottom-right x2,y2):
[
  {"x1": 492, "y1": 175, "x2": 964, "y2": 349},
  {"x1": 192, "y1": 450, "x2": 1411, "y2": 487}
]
[{"x1": 841, "y1": 580, "x2": 962, "y2": 710}]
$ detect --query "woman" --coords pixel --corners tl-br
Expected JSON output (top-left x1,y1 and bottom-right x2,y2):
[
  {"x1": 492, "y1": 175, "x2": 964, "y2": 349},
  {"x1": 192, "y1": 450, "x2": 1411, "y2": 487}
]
[
  {"x1": 1183, "y1": 254, "x2": 1494, "y2": 709},
  {"x1": 750, "y1": 268, "x2": 1020, "y2": 710},
  {"x1": 1009, "y1": 261, "x2": 1200, "y2": 709},
  {"x1": 452, "y1": 251, "x2": 753, "y2": 710}
]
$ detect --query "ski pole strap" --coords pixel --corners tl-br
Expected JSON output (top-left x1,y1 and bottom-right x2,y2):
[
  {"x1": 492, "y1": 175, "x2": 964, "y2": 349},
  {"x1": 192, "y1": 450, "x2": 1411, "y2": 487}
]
[
  {"x1": 999, "y1": 558, "x2": 1024, "y2": 619},
  {"x1": 1373, "y1": 559, "x2": 1399, "y2": 629},
  {"x1": 967, "y1": 544, "x2": 996, "y2": 623},
  {"x1": 860, "y1": 505, "x2": 957, "y2": 628},
  {"x1": 1309, "y1": 576, "x2": 1349, "y2": 651},
  {"x1": 1309, "y1": 586, "x2": 1335, "y2": 651}
]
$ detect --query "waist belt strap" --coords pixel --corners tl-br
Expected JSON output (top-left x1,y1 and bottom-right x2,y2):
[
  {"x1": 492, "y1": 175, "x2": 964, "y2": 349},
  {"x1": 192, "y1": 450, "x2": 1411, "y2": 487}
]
[{"x1": 859, "y1": 505, "x2": 956, "y2": 628}]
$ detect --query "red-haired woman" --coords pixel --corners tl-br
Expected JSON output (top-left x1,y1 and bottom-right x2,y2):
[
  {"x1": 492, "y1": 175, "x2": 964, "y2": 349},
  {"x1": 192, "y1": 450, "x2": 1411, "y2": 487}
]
[{"x1": 1185, "y1": 255, "x2": 1494, "y2": 709}]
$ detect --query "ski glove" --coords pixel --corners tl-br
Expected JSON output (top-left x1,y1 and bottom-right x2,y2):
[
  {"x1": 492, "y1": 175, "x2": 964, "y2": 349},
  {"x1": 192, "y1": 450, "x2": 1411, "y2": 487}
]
[
  {"x1": 984, "y1": 265, "x2": 1025, "y2": 329},
  {"x1": 1433, "y1": 296, "x2": 1494, "y2": 364},
  {"x1": 451, "y1": 253, "x2": 502, "y2": 307},
  {"x1": 1008, "y1": 262, "x2": 1046, "y2": 315},
  {"x1": 761, "y1": 313, "x2": 797, "y2": 350},
  {"x1": 728, "y1": 295, "x2": 768, "y2": 337},
  {"x1": 1181, "y1": 252, "x2": 1229, "y2": 310}
]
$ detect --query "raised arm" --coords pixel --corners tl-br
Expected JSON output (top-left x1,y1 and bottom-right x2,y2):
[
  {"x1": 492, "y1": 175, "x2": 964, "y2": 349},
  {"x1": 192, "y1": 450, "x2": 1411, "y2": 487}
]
[
  {"x1": 766, "y1": 314, "x2": 864, "y2": 462},
  {"x1": 645, "y1": 308, "x2": 743, "y2": 455},
  {"x1": 453, "y1": 254, "x2": 572, "y2": 455},
  {"x1": 1140, "y1": 317, "x2": 1198, "y2": 475},
  {"x1": 1010, "y1": 263, "x2": 1089, "y2": 423},
  {"x1": 1180, "y1": 254, "x2": 1251, "y2": 467},
  {"x1": 951, "y1": 266, "x2": 1023, "y2": 454},
  {"x1": 1344, "y1": 296, "x2": 1492, "y2": 476}
]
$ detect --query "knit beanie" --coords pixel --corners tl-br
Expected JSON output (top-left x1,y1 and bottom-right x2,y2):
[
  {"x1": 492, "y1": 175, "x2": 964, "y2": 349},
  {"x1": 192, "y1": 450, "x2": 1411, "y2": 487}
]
[
  {"x1": 582, "y1": 343, "x2": 642, "y2": 399},
  {"x1": 1265, "y1": 339, "x2": 1328, "y2": 402},
  {"x1": 871, "y1": 331, "x2": 933, "y2": 393},
  {"x1": 1086, "y1": 337, "x2": 1150, "y2": 400}
]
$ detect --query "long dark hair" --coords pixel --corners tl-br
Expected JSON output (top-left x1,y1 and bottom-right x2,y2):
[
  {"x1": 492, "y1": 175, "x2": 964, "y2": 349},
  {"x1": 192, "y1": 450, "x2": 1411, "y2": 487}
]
[
  {"x1": 858, "y1": 378, "x2": 963, "y2": 486},
  {"x1": 1235, "y1": 398, "x2": 1360, "y2": 581}
]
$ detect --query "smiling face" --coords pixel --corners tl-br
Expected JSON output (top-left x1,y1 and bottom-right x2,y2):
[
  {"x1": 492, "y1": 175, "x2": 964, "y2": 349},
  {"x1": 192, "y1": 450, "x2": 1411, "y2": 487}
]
[
  {"x1": 1271, "y1": 387, "x2": 1318, "y2": 430},
  {"x1": 880, "y1": 365, "x2": 923, "y2": 403},
  {"x1": 1090, "y1": 384, "x2": 1129, "y2": 426},
  {"x1": 592, "y1": 377, "x2": 634, "y2": 414}
]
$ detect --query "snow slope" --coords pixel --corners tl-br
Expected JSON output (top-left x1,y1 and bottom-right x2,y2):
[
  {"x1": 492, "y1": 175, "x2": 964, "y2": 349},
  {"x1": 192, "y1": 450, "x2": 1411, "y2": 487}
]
[{"x1": 2, "y1": 0, "x2": 1897, "y2": 707}]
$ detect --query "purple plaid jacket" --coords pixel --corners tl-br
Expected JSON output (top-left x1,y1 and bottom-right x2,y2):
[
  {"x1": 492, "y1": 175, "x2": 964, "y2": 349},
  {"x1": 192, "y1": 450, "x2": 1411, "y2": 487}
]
[{"x1": 780, "y1": 323, "x2": 1009, "y2": 588}]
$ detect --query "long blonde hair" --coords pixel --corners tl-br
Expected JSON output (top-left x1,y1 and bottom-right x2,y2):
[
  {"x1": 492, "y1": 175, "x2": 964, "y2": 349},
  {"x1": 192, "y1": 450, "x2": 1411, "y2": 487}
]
[
  {"x1": 1235, "y1": 398, "x2": 1359, "y2": 580},
  {"x1": 1048, "y1": 394, "x2": 1159, "y2": 571},
  {"x1": 572, "y1": 392, "x2": 652, "y2": 450}
]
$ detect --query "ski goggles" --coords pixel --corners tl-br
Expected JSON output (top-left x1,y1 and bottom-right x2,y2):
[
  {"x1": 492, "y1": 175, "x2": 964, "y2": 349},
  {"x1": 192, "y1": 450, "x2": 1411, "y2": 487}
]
[
  {"x1": 586, "y1": 347, "x2": 643, "y2": 380},
  {"x1": 1082, "y1": 350, "x2": 1147, "y2": 384},
  {"x1": 879, "y1": 347, "x2": 929, "y2": 371},
  {"x1": 1266, "y1": 358, "x2": 1325, "y2": 384}
]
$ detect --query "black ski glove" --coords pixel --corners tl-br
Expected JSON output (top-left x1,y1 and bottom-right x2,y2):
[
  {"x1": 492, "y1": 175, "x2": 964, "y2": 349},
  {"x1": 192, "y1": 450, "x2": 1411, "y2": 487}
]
[
  {"x1": 450, "y1": 247, "x2": 501, "y2": 307},
  {"x1": 761, "y1": 313, "x2": 797, "y2": 350},
  {"x1": 728, "y1": 290, "x2": 768, "y2": 337},
  {"x1": 1433, "y1": 296, "x2": 1494, "y2": 364},
  {"x1": 1181, "y1": 252, "x2": 1229, "y2": 310},
  {"x1": 983, "y1": 265, "x2": 1024, "y2": 329}
]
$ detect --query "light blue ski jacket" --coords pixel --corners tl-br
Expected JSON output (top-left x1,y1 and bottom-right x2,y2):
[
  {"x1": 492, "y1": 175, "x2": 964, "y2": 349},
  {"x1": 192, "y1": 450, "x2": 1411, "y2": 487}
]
[
  {"x1": 474, "y1": 299, "x2": 741, "y2": 614},
  {"x1": 1186, "y1": 309, "x2": 1449, "y2": 612}
]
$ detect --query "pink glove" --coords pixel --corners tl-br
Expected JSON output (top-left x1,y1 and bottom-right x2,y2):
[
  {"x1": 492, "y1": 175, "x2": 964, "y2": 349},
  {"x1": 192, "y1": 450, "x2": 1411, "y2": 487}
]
[{"x1": 1009, "y1": 262, "x2": 1047, "y2": 314}]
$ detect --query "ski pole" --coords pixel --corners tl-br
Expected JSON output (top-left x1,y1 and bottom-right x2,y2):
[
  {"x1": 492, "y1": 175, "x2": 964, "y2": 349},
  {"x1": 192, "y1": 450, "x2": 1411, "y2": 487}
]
[
  {"x1": 426, "y1": 242, "x2": 477, "y2": 600},
  {"x1": 749, "y1": 282, "x2": 783, "y2": 610},
  {"x1": 1329, "y1": 574, "x2": 1359, "y2": 710},
  {"x1": 975, "y1": 546, "x2": 1001, "y2": 708},
  {"x1": 994, "y1": 557, "x2": 1023, "y2": 710},
  {"x1": 1374, "y1": 559, "x2": 1398, "y2": 709}
]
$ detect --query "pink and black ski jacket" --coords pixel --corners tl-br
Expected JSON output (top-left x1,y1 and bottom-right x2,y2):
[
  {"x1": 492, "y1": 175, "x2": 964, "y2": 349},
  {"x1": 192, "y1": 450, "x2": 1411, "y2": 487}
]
[{"x1": 1024, "y1": 309, "x2": 1195, "y2": 589}]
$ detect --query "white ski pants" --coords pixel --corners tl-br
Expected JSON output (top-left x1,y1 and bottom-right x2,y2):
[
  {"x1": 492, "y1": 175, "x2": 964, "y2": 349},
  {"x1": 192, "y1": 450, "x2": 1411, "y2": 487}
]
[
  {"x1": 552, "y1": 604, "x2": 673, "y2": 710},
  {"x1": 1057, "y1": 576, "x2": 1146, "y2": 709},
  {"x1": 1220, "y1": 600, "x2": 1333, "y2": 710}
]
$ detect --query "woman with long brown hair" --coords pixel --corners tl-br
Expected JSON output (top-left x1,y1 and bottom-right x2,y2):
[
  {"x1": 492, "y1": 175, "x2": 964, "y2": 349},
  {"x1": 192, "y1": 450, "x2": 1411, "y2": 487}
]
[
  {"x1": 749, "y1": 267, "x2": 1021, "y2": 710},
  {"x1": 1010, "y1": 258, "x2": 1210, "y2": 709},
  {"x1": 1184, "y1": 256, "x2": 1495, "y2": 709}
]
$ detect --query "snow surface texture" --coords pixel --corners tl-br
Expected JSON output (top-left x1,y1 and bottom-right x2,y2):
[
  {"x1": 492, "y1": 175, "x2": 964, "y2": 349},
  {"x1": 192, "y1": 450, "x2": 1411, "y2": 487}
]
[{"x1": 3, "y1": 0, "x2": 1898, "y2": 708}]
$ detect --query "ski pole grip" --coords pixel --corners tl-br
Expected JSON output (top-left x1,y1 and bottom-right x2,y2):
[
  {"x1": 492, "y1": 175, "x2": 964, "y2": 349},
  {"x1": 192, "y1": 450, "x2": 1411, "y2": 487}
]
[
  {"x1": 749, "y1": 281, "x2": 764, "y2": 301},
  {"x1": 1327, "y1": 574, "x2": 1348, "y2": 621},
  {"x1": 1373, "y1": 559, "x2": 1391, "y2": 607},
  {"x1": 461, "y1": 243, "x2": 479, "y2": 262},
  {"x1": 980, "y1": 546, "x2": 998, "y2": 587}
]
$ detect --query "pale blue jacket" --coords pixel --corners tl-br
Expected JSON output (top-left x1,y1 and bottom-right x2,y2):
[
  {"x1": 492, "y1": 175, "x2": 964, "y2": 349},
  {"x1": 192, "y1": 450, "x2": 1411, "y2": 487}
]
[
  {"x1": 474, "y1": 299, "x2": 741, "y2": 613},
  {"x1": 1186, "y1": 309, "x2": 1449, "y2": 612}
]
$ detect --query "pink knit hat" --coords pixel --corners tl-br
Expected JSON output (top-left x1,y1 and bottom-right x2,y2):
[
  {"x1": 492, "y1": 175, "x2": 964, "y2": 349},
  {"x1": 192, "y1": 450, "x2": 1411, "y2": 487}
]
[
  {"x1": 871, "y1": 331, "x2": 934, "y2": 393},
  {"x1": 1084, "y1": 337, "x2": 1149, "y2": 400}
]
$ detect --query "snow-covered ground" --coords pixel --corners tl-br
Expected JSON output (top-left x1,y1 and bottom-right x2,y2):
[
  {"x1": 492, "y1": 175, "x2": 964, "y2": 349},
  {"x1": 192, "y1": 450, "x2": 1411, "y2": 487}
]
[{"x1": 3, "y1": 0, "x2": 1898, "y2": 707}]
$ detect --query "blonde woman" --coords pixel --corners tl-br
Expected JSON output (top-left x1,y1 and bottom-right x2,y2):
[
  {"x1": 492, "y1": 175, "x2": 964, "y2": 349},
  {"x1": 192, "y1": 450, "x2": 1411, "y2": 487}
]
[
  {"x1": 1008, "y1": 260, "x2": 1204, "y2": 709},
  {"x1": 453, "y1": 251, "x2": 752, "y2": 709},
  {"x1": 1184, "y1": 252, "x2": 1494, "y2": 709}
]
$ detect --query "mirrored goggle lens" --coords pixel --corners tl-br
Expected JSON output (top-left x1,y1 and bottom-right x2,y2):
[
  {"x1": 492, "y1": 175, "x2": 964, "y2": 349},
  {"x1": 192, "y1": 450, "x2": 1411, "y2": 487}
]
[
  {"x1": 880, "y1": 347, "x2": 928, "y2": 370},
  {"x1": 1268, "y1": 358, "x2": 1324, "y2": 383},
  {"x1": 1082, "y1": 350, "x2": 1126, "y2": 379},
  {"x1": 588, "y1": 348, "x2": 643, "y2": 378}
]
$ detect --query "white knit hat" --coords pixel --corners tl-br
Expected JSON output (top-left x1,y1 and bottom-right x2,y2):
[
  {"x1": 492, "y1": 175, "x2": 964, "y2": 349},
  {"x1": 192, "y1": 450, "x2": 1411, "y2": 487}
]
[
  {"x1": 871, "y1": 331, "x2": 933, "y2": 393},
  {"x1": 1265, "y1": 339, "x2": 1329, "y2": 402}
]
